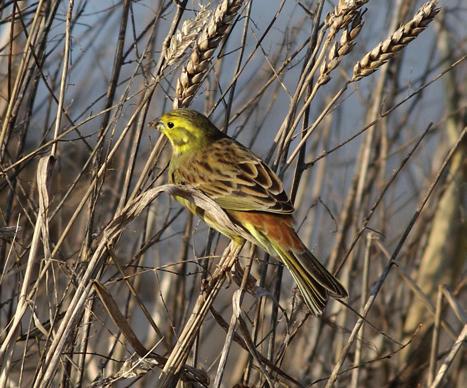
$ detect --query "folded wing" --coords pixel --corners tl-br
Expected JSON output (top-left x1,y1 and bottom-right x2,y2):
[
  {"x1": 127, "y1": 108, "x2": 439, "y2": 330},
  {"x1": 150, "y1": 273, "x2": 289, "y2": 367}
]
[{"x1": 171, "y1": 137, "x2": 294, "y2": 214}]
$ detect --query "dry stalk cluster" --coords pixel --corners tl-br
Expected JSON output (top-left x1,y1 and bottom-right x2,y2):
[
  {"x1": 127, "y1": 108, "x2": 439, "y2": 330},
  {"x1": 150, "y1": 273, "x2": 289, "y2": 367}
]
[
  {"x1": 352, "y1": 0, "x2": 440, "y2": 81},
  {"x1": 92, "y1": 354, "x2": 209, "y2": 386},
  {"x1": 318, "y1": 11, "x2": 363, "y2": 85},
  {"x1": 175, "y1": 0, "x2": 244, "y2": 107},
  {"x1": 1, "y1": 0, "x2": 463, "y2": 386},
  {"x1": 164, "y1": 3, "x2": 212, "y2": 67},
  {"x1": 325, "y1": 0, "x2": 368, "y2": 37}
]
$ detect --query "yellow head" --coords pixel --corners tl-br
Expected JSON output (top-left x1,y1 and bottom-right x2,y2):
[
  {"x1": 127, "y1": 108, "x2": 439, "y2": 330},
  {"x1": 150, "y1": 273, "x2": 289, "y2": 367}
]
[{"x1": 154, "y1": 109, "x2": 222, "y2": 155}]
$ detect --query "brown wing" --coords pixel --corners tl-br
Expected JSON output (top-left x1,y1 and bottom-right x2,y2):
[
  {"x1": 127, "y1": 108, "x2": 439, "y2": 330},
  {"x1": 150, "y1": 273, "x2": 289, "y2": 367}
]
[{"x1": 171, "y1": 137, "x2": 294, "y2": 214}]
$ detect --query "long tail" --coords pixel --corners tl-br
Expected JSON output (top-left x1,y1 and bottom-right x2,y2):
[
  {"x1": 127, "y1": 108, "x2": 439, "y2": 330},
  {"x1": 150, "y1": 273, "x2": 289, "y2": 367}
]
[
  {"x1": 229, "y1": 211, "x2": 347, "y2": 315},
  {"x1": 272, "y1": 239, "x2": 348, "y2": 316}
]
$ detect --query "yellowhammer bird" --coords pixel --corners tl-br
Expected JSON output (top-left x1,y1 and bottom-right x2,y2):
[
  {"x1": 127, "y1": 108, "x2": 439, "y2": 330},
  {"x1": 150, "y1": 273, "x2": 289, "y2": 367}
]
[{"x1": 153, "y1": 108, "x2": 347, "y2": 315}]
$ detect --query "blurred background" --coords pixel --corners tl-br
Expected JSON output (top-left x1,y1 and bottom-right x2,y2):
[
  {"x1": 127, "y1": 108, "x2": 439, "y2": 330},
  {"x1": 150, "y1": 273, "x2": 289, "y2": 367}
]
[{"x1": 0, "y1": 0, "x2": 465, "y2": 386}]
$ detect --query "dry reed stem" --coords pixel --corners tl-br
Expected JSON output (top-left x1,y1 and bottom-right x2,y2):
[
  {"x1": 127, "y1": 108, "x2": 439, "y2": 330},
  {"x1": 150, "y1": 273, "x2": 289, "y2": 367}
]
[
  {"x1": 32, "y1": 185, "x2": 244, "y2": 385},
  {"x1": 210, "y1": 306, "x2": 303, "y2": 386},
  {"x1": 213, "y1": 251, "x2": 253, "y2": 387},
  {"x1": 90, "y1": 282, "x2": 210, "y2": 386},
  {"x1": 402, "y1": 14, "x2": 464, "y2": 354},
  {"x1": 300, "y1": 55, "x2": 464, "y2": 173},
  {"x1": 286, "y1": 84, "x2": 348, "y2": 164},
  {"x1": 394, "y1": 266, "x2": 457, "y2": 339},
  {"x1": 429, "y1": 325, "x2": 466, "y2": 388},
  {"x1": 350, "y1": 233, "x2": 373, "y2": 388},
  {"x1": 0, "y1": 0, "x2": 48, "y2": 158},
  {"x1": 328, "y1": 0, "x2": 408, "y2": 292},
  {"x1": 286, "y1": 12, "x2": 448, "y2": 171},
  {"x1": 325, "y1": 127, "x2": 466, "y2": 387},
  {"x1": 0, "y1": 1, "x2": 461, "y2": 385},
  {"x1": 0, "y1": 156, "x2": 53, "y2": 383},
  {"x1": 441, "y1": 287, "x2": 466, "y2": 324},
  {"x1": 393, "y1": 56, "x2": 461, "y2": 388},
  {"x1": 274, "y1": 0, "x2": 368, "y2": 155},
  {"x1": 276, "y1": 1, "x2": 369, "y2": 163},
  {"x1": 0, "y1": 226, "x2": 19, "y2": 240},
  {"x1": 175, "y1": 0, "x2": 244, "y2": 108},
  {"x1": 159, "y1": 242, "x2": 243, "y2": 387},
  {"x1": 352, "y1": 0, "x2": 439, "y2": 80},
  {"x1": 428, "y1": 286, "x2": 443, "y2": 385},
  {"x1": 93, "y1": 353, "x2": 209, "y2": 387},
  {"x1": 50, "y1": 0, "x2": 73, "y2": 157}
]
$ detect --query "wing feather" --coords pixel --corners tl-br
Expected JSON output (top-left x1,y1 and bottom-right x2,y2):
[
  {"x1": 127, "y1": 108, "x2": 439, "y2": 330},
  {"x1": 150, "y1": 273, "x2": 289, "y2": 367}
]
[{"x1": 171, "y1": 137, "x2": 294, "y2": 214}]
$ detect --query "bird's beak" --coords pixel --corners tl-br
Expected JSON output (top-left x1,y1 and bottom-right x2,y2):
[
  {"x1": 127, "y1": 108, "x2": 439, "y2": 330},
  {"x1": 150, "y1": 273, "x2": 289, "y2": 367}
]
[{"x1": 149, "y1": 119, "x2": 164, "y2": 132}]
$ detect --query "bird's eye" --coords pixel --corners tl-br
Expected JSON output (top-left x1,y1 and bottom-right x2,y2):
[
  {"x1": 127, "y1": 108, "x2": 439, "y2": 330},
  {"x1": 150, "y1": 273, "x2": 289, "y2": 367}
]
[{"x1": 167, "y1": 122, "x2": 174, "y2": 129}]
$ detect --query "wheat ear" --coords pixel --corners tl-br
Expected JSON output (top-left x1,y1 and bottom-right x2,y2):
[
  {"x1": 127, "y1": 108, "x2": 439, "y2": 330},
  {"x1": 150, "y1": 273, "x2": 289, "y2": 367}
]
[
  {"x1": 164, "y1": 4, "x2": 212, "y2": 67},
  {"x1": 352, "y1": 0, "x2": 439, "y2": 81},
  {"x1": 326, "y1": 0, "x2": 368, "y2": 37},
  {"x1": 175, "y1": 0, "x2": 244, "y2": 108},
  {"x1": 318, "y1": 11, "x2": 363, "y2": 85}
]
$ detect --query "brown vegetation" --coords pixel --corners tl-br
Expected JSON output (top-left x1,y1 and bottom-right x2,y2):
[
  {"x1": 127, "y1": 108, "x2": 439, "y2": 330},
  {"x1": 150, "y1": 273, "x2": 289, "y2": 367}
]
[{"x1": 0, "y1": 0, "x2": 465, "y2": 387}]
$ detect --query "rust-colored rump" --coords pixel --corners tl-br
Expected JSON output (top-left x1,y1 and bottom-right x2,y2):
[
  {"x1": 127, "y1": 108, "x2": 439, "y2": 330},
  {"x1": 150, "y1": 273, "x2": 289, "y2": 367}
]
[{"x1": 230, "y1": 211, "x2": 303, "y2": 250}]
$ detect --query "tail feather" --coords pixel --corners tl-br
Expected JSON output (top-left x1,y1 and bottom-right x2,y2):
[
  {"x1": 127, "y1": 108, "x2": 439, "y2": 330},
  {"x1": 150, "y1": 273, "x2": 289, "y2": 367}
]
[
  {"x1": 228, "y1": 210, "x2": 347, "y2": 315},
  {"x1": 294, "y1": 246, "x2": 348, "y2": 299},
  {"x1": 273, "y1": 242, "x2": 347, "y2": 316}
]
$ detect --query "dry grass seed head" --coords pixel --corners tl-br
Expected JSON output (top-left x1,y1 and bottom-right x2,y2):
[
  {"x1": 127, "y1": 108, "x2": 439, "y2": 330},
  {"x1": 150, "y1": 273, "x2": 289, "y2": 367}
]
[
  {"x1": 175, "y1": 0, "x2": 244, "y2": 108},
  {"x1": 325, "y1": 0, "x2": 368, "y2": 37},
  {"x1": 318, "y1": 10, "x2": 364, "y2": 85},
  {"x1": 352, "y1": 0, "x2": 440, "y2": 81},
  {"x1": 164, "y1": 3, "x2": 212, "y2": 67}
]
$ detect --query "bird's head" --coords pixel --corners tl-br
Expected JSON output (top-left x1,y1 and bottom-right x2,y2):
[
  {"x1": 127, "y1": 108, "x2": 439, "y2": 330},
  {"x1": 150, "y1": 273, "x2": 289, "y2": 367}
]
[{"x1": 153, "y1": 109, "x2": 222, "y2": 155}]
